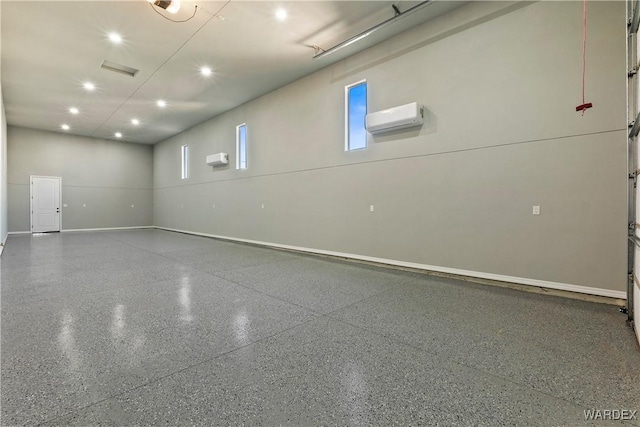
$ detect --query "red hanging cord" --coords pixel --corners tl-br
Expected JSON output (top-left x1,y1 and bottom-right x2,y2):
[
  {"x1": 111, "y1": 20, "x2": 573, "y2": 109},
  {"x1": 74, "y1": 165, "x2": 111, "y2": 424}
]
[{"x1": 576, "y1": 0, "x2": 593, "y2": 114}]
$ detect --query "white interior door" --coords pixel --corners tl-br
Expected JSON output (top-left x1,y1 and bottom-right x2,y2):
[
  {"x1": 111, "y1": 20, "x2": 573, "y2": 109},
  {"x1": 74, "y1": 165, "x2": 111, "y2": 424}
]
[{"x1": 30, "y1": 176, "x2": 61, "y2": 233}]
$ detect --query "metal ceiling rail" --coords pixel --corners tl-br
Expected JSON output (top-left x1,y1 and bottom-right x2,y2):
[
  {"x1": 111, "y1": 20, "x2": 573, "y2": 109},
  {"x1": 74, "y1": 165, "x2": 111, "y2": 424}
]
[
  {"x1": 631, "y1": 0, "x2": 640, "y2": 34},
  {"x1": 630, "y1": 111, "x2": 640, "y2": 138},
  {"x1": 629, "y1": 235, "x2": 640, "y2": 248},
  {"x1": 313, "y1": 1, "x2": 433, "y2": 60}
]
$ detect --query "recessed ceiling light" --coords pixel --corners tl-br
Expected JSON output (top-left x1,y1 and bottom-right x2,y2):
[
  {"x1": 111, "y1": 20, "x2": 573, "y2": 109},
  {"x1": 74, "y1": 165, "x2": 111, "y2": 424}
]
[
  {"x1": 69, "y1": 107, "x2": 79, "y2": 115},
  {"x1": 61, "y1": 124, "x2": 70, "y2": 131},
  {"x1": 83, "y1": 82, "x2": 96, "y2": 91},
  {"x1": 275, "y1": 8, "x2": 287, "y2": 21},
  {"x1": 200, "y1": 66, "x2": 212, "y2": 77},
  {"x1": 131, "y1": 118, "x2": 140, "y2": 126},
  {"x1": 166, "y1": 0, "x2": 181, "y2": 14},
  {"x1": 108, "y1": 32, "x2": 123, "y2": 44},
  {"x1": 115, "y1": 132, "x2": 122, "y2": 138},
  {"x1": 157, "y1": 99, "x2": 166, "y2": 108}
]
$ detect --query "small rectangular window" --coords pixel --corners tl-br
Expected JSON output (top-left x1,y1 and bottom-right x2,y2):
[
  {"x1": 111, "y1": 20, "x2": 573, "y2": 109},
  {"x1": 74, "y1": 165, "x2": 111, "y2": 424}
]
[
  {"x1": 181, "y1": 144, "x2": 189, "y2": 179},
  {"x1": 345, "y1": 80, "x2": 367, "y2": 151},
  {"x1": 236, "y1": 123, "x2": 247, "y2": 169}
]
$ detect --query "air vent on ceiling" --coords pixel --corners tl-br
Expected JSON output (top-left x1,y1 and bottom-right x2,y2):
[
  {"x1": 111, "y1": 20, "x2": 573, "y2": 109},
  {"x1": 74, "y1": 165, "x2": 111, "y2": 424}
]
[{"x1": 100, "y1": 60, "x2": 139, "y2": 77}]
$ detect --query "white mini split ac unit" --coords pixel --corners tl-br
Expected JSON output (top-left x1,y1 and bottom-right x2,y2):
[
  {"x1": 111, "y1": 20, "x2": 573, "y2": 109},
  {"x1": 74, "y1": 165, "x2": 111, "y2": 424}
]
[
  {"x1": 206, "y1": 153, "x2": 229, "y2": 166},
  {"x1": 365, "y1": 102, "x2": 424, "y2": 134}
]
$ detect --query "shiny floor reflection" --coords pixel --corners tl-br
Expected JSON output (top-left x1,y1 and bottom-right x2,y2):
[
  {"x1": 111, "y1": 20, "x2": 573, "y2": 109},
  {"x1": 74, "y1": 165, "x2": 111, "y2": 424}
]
[{"x1": 1, "y1": 229, "x2": 638, "y2": 426}]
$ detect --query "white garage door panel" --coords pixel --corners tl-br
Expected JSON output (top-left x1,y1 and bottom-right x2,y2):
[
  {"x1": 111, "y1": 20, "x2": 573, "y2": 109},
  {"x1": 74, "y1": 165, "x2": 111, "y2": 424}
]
[
  {"x1": 635, "y1": 282, "x2": 640, "y2": 344},
  {"x1": 630, "y1": 0, "x2": 639, "y2": 347}
]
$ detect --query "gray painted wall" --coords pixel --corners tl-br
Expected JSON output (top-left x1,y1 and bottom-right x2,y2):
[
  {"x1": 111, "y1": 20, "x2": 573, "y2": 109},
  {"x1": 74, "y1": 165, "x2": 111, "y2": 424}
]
[
  {"x1": 1, "y1": 88, "x2": 7, "y2": 246},
  {"x1": 8, "y1": 126, "x2": 153, "y2": 231},
  {"x1": 147, "y1": 0, "x2": 624, "y2": 294},
  {"x1": 0, "y1": 0, "x2": 5, "y2": 249}
]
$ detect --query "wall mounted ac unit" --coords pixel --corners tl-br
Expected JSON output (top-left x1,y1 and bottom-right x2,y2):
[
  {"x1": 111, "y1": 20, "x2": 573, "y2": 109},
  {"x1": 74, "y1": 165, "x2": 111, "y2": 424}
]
[
  {"x1": 365, "y1": 102, "x2": 424, "y2": 134},
  {"x1": 206, "y1": 153, "x2": 229, "y2": 166}
]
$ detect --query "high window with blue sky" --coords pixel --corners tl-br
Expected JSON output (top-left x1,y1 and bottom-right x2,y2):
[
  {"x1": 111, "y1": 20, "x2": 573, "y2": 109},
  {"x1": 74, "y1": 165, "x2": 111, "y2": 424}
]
[
  {"x1": 345, "y1": 80, "x2": 367, "y2": 151},
  {"x1": 236, "y1": 124, "x2": 247, "y2": 169}
]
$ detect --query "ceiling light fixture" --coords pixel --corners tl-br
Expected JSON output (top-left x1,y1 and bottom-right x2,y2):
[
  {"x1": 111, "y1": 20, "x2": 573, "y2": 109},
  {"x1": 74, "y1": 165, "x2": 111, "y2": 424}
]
[
  {"x1": 108, "y1": 32, "x2": 123, "y2": 44},
  {"x1": 147, "y1": 0, "x2": 181, "y2": 14},
  {"x1": 101, "y1": 60, "x2": 138, "y2": 78},
  {"x1": 200, "y1": 66, "x2": 212, "y2": 77},
  {"x1": 131, "y1": 118, "x2": 140, "y2": 126},
  {"x1": 157, "y1": 99, "x2": 167, "y2": 108},
  {"x1": 166, "y1": 0, "x2": 181, "y2": 14},
  {"x1": 83, "y1": 82, "x2": 96, "y2": 91},
  {"x1": 69, "y1": 107, "x2": 79, "y2": 115},
  {"x1": 115, "y1": 132, "x2": 123, "y2": 138},
  {"x1": 275, "y1": 8, "x2": 287, "y2": 22},
  {"x1": 61, "y1": 124, "x2": 70, "y2": 131}
]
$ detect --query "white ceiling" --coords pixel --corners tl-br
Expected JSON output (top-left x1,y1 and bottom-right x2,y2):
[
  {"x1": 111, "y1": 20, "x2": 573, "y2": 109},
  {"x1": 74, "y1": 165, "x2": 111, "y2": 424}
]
[{"x1": 1, "y1": 0, "x2": 466, "y2": 144}]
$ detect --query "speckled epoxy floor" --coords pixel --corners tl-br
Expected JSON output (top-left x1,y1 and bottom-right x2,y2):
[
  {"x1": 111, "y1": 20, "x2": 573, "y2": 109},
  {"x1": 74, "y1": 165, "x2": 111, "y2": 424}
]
[{"x1": 1, "y1": 229, "x2": 639, "y2": 426}]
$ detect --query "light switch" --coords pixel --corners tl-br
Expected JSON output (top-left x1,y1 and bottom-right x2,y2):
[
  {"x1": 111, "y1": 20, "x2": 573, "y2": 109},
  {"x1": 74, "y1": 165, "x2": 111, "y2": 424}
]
[
  {"x1": 82, "y1": 203, "x2": 86, "y2": 208},
  {"x1": 131, "y1": 204, "x2": 135, "y2": 208},
  {"x1": 261, "y1": 204, "x2": 265, "y2": 209},
  {"x1": 533, "y1": 205, "x2": 540, "y2": 215},
  {"x1": 63, "y1": 204, "x2": 68, "y2": 208}
]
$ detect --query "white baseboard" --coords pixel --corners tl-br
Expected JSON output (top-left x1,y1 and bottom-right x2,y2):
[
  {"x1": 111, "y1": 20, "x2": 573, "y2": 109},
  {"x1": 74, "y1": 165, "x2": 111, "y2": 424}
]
[
  {"x1": 62, "y1": 226, "x2": 153, "y2": 233},
  {"x1": 154, "y1": 226, "x2": 627, "y2": 300},
  {"x1": 7, "y1": 226, "x2": 153, "y2": 235}
]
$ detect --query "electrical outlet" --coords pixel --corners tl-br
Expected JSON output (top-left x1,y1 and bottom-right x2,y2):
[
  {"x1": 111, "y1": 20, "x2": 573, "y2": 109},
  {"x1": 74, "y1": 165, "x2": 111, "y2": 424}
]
[
  {"x1": 63, "y1": 204, "x2": 68, "y2": 208},
  {"x1": 82, "y1": 203, "x2": 86, "y2": 208},
  {"x1": 261, "y1": 204, "x2": 265, "y2": 209},
  {"x1": 370, "y1": 205, "x2": 375, "y2": 212},
  {"x1": 533, "y1": 205, "x2": 540, "y2": 215},
  {"x1": 131, "y1": 204, "x2": 134, "y2": 208}
]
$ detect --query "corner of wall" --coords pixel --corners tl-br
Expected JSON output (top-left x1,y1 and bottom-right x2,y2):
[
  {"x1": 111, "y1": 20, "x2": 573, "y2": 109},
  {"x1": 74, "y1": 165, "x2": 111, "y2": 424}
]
[{"x1": 0, "y1": 82, "x2": 8, "y2": 252}]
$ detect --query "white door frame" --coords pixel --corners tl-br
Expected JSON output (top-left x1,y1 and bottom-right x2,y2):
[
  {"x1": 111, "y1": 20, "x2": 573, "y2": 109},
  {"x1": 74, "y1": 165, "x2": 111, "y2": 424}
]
[{"x1": 30, "y1": 175, "x2": 62, "y2": 233}]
